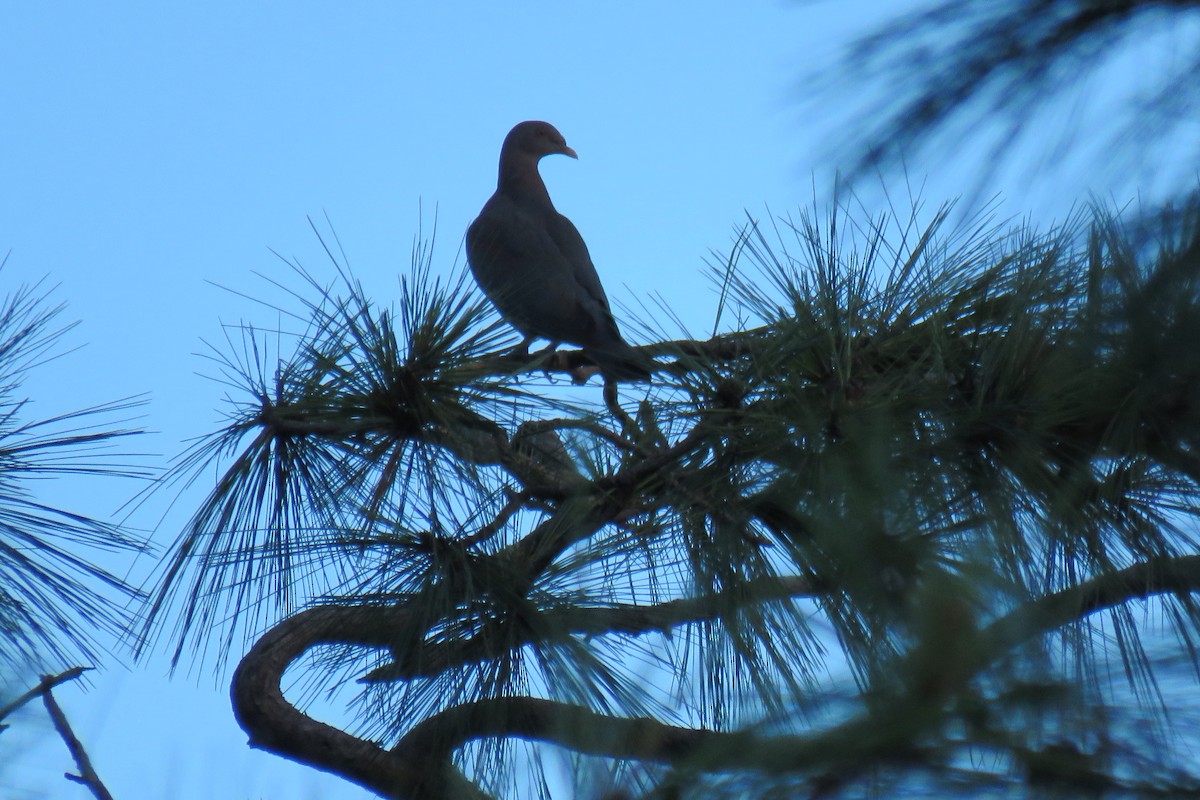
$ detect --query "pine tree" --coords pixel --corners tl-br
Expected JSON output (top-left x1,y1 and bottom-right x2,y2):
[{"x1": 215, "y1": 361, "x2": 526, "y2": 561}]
[
  {"x1": 139, "y1": 2, "x2": 1200, "y2": 796},
  {"x1": 140, "y1": 194, "x2": 1200, "y2": 798}
]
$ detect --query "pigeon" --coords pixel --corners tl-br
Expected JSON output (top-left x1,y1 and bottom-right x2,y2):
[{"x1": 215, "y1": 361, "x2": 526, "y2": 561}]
[{"x1": 466, "y1": 121, "x2": 651, "y2": 382}]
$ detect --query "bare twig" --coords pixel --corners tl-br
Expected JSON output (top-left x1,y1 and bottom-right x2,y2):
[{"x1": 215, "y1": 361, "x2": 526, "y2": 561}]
[
  {"x1": 0, "y1": 666, "x2": 114, "y2": 800},
  {"x1": 0, "y1": 666, "x2": 89, "y2": 728},
  {"x1": 42, "y1": 688, "x2": 115, "y2": 800}
]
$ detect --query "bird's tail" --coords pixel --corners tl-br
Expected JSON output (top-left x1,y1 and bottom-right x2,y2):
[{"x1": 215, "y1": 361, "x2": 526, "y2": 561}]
[{"x1": 588, "y1": 342, "x2": 655, "y2": 382}]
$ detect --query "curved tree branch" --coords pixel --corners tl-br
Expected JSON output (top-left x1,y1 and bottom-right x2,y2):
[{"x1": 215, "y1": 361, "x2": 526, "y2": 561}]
[
  {"x1": 233, "y1": 555, "x2": 1200, "y2": 798},
  {"x1": 231, "y1": 605, "x2": 488, "y2": 800}
]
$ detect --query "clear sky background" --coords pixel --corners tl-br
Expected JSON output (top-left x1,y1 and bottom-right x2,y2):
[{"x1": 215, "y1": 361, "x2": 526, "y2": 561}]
[{"x1": 0, "y1": 2, "x2": 1194, "y2": 798}]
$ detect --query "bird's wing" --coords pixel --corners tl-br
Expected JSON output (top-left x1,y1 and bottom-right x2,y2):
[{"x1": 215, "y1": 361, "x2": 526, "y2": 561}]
[
  {"x1": 467, "y1": 195, "x2": 615, "y2": 346},
  {"x1": 542, "y1": 210, "x2": 626, "y2": 342},
  {"x1": 542, "y1": 211, "x2": 613, "y2": 312}
]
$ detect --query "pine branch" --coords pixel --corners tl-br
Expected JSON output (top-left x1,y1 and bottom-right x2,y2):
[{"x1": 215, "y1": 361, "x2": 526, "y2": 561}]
[
  {"x1": 141, "y1": 199, "x2": 1200, "y2": 795},
  {"x1": 231, "y1": 555, "x2": 1200, "y2": 798},
  {"x1": 362, "y1": 575, "x2": 820, "y2": 683},
  {"x1": 835, "y1": 0, "x2": 1200, "y2": 180}
]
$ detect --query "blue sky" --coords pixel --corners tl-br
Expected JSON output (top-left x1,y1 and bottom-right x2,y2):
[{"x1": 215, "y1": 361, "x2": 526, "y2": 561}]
[{"x1": 1, "y1": 1, "x2": 1193, "y2": 798}]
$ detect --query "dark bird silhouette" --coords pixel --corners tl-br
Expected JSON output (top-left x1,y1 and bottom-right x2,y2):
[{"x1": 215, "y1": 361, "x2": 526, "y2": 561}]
[{"x1": 466, "y1": 121, "x2": 651, "y2": 382}]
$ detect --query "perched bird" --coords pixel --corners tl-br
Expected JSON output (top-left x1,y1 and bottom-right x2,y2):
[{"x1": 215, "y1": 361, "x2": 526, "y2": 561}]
[{"x1": 466, "y1": 121, "x2": 651, "y2": 382}]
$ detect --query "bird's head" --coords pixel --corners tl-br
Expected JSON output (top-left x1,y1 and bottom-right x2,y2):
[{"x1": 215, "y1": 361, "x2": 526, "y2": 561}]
[{"x1": 504, "y1": 120, "x2": 578, "y2": 161}]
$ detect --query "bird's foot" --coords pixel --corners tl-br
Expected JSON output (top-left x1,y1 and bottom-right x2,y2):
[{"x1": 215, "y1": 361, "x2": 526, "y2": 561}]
[
  {"x1": 529, "y1": 342, "x2": 567, "y2": 380},
  {"x1": 570, "y1": 364, "x2": 602, "y2": 385},
  {"x1": 508, "y1": 337, "x2": 535, "y2": 359}
]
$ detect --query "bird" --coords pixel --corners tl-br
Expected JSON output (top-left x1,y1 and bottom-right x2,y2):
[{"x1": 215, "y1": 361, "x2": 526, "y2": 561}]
[{"x1": 466, "y1": 121, "x2": 652, "y2": 382}]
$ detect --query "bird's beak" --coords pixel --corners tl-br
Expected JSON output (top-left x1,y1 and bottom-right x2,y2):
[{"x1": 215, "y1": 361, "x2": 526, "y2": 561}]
[{"x1": 561, "y1": 145, "x2": 578, "y2": 159}]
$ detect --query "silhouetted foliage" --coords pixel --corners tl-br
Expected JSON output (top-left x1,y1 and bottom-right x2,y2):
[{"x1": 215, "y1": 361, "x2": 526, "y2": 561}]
[
  {"x1": 0, "y1": 264, "x2": 145, "y2": 799},
  {"x1": 140, "y1": 195, "x2": 1200, "y2": 798},
  {"x1": 0, "y1": 262, "x2": 146, "y2": 676},
  {"x1": 828, "y1": 0, "x2": 1200, "y2": 192},
  {"x1": 131, "y1": 3, "x2": 1200, "y2": 798}
]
